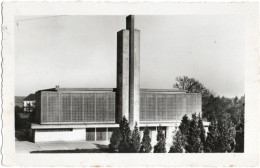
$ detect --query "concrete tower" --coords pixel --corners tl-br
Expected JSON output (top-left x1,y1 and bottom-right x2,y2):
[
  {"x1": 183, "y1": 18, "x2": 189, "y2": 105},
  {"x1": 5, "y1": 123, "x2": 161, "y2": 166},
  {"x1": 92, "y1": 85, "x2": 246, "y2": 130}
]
[{"x1": 116, "y1": 15, "x2": 140, "y2": 129}]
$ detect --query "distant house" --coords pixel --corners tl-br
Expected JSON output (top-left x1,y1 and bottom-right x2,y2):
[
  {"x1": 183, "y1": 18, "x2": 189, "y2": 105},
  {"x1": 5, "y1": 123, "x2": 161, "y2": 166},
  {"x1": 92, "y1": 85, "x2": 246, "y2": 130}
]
[
  {"x1": 15, "y1": 96, "x2": 26, "y2": 108},
  {"x1": 23, "y1": 94, "x2": 36, "y2": 113}
]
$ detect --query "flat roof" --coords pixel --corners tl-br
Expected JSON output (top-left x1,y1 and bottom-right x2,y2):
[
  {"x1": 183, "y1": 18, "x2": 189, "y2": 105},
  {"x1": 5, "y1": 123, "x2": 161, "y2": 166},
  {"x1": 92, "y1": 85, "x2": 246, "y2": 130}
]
[
  {"x1": 36, "y1": 88, "x2": 116, "y2": 92},
  {"x1": 141, "y1": 88, "x2": 187, "y2": 93},
  {"x1": 57, "y1": 88, "x2": 115, "y2": 92},
  {"x1": 37, "y1": 87, "x2": 187, "y2": 93}
]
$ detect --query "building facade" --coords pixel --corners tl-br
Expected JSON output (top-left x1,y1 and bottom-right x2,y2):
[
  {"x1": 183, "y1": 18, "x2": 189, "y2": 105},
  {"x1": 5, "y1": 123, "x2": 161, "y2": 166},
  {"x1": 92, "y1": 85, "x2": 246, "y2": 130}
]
[{"x1": 31, "y1": 15, "x2": 207, "y2": 143}]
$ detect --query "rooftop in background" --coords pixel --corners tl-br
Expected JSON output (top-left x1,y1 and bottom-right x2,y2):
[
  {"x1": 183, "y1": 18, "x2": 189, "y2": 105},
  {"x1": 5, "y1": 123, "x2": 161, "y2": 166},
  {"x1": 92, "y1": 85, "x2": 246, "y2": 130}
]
[{"x1": 23, "y1": 94, "x2": 36, "y2": 101}]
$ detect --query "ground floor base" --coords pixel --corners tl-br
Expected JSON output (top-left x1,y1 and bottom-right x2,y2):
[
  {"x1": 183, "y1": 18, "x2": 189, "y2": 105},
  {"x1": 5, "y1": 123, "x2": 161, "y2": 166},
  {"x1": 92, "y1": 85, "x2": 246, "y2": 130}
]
[{"x1": 31, "y1": 122, "x2": 209, "y2": 143}]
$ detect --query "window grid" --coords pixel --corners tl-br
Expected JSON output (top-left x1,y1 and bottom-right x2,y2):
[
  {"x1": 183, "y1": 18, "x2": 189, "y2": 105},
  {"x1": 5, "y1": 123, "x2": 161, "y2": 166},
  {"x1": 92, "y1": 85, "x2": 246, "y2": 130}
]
[
  {"x1": 47, "y1": 93, "x2": 59, "y2": 122},
  {"x1": 157, "y1": 95, "x2": 167, "y2": 121},
  {"x1": 41, "y1": 93, "x2": 48, "y2": 122},
  {"x1": 145, "y1": 94, "x2": 156, "y2": 121},
  {"x1": 84, "y1": 93, "x2": 95, "y2": 122},
  {"x1": 96, "y1": 94, "x2": 106, "y2": 122},
  {"x1": 72, "y1": 94, "x2": 83, "y2": 122},
  {"x1": 140, "y1": 93, "x2": 201, "y2": 121},
  {"x1": 61, "y1": 93, "x2": 71, "y2": 122}
]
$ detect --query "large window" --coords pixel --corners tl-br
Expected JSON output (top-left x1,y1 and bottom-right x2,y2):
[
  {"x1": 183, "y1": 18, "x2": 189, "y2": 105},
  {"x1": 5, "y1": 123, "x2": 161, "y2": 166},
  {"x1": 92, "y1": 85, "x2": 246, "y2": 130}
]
[
  {"x1": 41, "y1": 92, "x2": 115, "y2": 123},
  {"x1": 140, "y1": 93, "x2": 201, "y2": 122}
]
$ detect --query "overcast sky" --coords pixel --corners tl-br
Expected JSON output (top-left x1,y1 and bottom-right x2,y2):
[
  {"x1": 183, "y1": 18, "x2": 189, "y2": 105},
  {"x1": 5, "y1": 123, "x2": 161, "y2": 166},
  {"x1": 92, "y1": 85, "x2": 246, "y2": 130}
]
[{"x1": 15, "y1": 15, "x2": 245, "y2": 98}]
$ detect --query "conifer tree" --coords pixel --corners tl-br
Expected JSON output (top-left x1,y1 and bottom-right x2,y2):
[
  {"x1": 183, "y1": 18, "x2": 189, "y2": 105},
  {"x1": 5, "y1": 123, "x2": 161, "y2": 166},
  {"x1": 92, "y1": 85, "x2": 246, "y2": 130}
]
[
  {"x1": 153, "y1": 126, "x2": 166, "y2": 153},
  {"x1": 198, "y1": 113, "x2": 206, "y2": 149},
  {"x1": 185, "y1": 114, "x2": 203, "y2": 153},
  {"x1": 169, "y1": 130, "x2": 184, "y2": 153},
  {"x1": 179, "y1": 115, "x2": 190, "y2": 145},
  {"x1": 118, "y1": 116, "x2": 132, "y2": 153},
  {"x1": 139, "y1": 127, "x2": 152, "y2": 153},
  {"x1": 204, "y1": 118, "x2": 219, "y2": 152},
  {"x1": 108, "y1": 128, "x2": 122, "y2": 152},
  {"x1": 205, "y1": 115, "x2": 236, "y2": 153},
  {"x1": 217, "y1": 116, "x2": 236, "y2": 152},
  {"x1": 129, "y1": 122, "x2": 141, "y2": 153}
]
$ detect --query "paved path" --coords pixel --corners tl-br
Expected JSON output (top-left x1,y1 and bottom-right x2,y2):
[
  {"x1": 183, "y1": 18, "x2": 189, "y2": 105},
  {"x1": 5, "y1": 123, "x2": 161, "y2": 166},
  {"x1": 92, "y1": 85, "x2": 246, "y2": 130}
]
[
  {"x1": 16, "y1": 140, "x2": 172, "y2": 153},
  {"x1": 16, "y1": 140, "x2": 109, "y2": 153}
]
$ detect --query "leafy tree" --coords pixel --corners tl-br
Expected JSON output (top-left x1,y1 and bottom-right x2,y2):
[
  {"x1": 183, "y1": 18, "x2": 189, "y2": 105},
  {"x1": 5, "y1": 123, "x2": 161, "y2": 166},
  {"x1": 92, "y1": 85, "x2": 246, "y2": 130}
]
[
  {"x1": 118, "y1": 116, "x2": 132, "y2": 153},
  {"x1": 169, "y1": 130, "x2": 184, "y2": 153},
  {"x1": 154, "y1": 126, "x2": 166, "y2": 153},
  {"x1": 235, "y1": 122, "x2": 244, "y2": 152},
  {"x1": 173, "y1": 76, "x2": 245, "y2": 127},
  {"x1": 185, "y1": 114, "x2": 203, "y2": 153},
  {"x1": 173, "y1": 76, "x2": 214, "y2": 120},
  {"x1": 15, "y1": 105, "x2": 23, "y2": 129},
  {"x1": 173, "y1": 76, "x2": 212, "y2": 98},
  {"x1": 173, "y1": 76, "x2": 244, "y2": 153},
  {"x1": 235, "y1": 107, "x2": 244, "y2": 152},
  {"x1": 108, "y1": 128, "x2": 122, "y2": 152},
  {"x1": 129, "y1": 122, "x2": 141, "y2": 153},
  {"x1": 173, "y1": 76, "x2": 218, "y2": 122},
  {"x1": 139, "y1": 127, "x2": 152, "y2": 153}
]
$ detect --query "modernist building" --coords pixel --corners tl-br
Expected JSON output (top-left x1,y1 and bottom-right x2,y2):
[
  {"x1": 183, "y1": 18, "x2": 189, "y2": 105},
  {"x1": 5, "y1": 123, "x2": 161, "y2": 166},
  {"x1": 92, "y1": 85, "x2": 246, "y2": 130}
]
[{"x1": 31, "y1": 15, "x2": 205, "y2": 142}]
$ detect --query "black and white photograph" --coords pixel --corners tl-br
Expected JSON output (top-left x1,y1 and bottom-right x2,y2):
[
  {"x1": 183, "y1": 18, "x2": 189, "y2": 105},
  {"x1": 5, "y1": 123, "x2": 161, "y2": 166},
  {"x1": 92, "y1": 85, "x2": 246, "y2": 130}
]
[{"x1": 2, "y1": 2, "x2": 259, "y2": 167}]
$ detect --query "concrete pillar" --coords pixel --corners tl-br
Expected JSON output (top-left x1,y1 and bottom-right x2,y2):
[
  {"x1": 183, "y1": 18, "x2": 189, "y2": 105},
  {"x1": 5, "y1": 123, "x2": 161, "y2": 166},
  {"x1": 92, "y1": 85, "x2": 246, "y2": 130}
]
[
  {"x1": 106, "y1": 127, "x2": 109, "y2": 141},
  {"x1": 127, "y1": 15, "x2": 140, "y2": 129},
  {"x1": 166, "y1": 126, "x2": 175, "y2": 143},
  {"x1": 116, "y1": 15, "x2": 140, "y2": 129},
  {"x1": 94, "y1": 127, "x2": 96, "y2": 141},
  {"x1": 116, "y1": 29, "x2": 130, "y2": 123}
]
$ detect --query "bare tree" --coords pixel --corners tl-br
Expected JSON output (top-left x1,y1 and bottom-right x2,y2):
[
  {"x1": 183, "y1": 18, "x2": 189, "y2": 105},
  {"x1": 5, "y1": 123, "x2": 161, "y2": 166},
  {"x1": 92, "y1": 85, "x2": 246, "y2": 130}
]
[{"x1": 173, "y1": 76, "x2": 213, "y2": 98}]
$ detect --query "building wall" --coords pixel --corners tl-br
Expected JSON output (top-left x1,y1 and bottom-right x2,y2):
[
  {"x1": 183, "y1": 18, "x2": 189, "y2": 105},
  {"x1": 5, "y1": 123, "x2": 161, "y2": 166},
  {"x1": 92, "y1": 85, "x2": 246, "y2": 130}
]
[
  {"x1": 36, "y1": 91, "x2": 202, "y2": 125},
  {"x1": 32, "y1": 122, "x2": 209, "y2": 143},
  {"x1": 38, "y1": 91, "x2": 116, "y2": 124},
  {"x1": 140, "y1": 93, "x2": 202, "y2": 122},
  {"x1": 33, "y1": 127, "x2": 117, "y2": 142},
  {"x1": 34, "y1": 128, "x2": 86, "y2": 142},
  {"x1": 34, "y1": 92, "x2": 41, "y2": 123}
]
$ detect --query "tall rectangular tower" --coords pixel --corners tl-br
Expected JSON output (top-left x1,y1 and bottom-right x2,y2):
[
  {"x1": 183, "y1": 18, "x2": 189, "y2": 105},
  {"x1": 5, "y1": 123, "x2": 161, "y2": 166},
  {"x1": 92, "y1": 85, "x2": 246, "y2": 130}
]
[
  {"x1": 127, "y1": 15, "x2": 140, "y2": 129},
  {"x1": 116, "y1": 15, "x2": 140, "y2": 129},
  {"x1": 116, "y1": 30, "x2": 130, "y2": 123}
]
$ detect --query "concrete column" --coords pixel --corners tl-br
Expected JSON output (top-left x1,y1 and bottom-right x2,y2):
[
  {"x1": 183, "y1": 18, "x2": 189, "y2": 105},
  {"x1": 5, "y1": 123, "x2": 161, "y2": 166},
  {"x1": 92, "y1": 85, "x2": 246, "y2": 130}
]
[
  {"x1": 94, "y1": 127, "x2": 96, "y2": 141},
  {"x1": 166, "y1": 126, "x2": 175, "y2": 143},
  {"x1": 116, "y1": 29, "x2": 130, "y2": 123},
  {"x1": 127, "y1": 15, "x2": 140, "y2": 129},
  {"x1": 106, "y1": 127, "x2": 109, "y2": 141}
]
